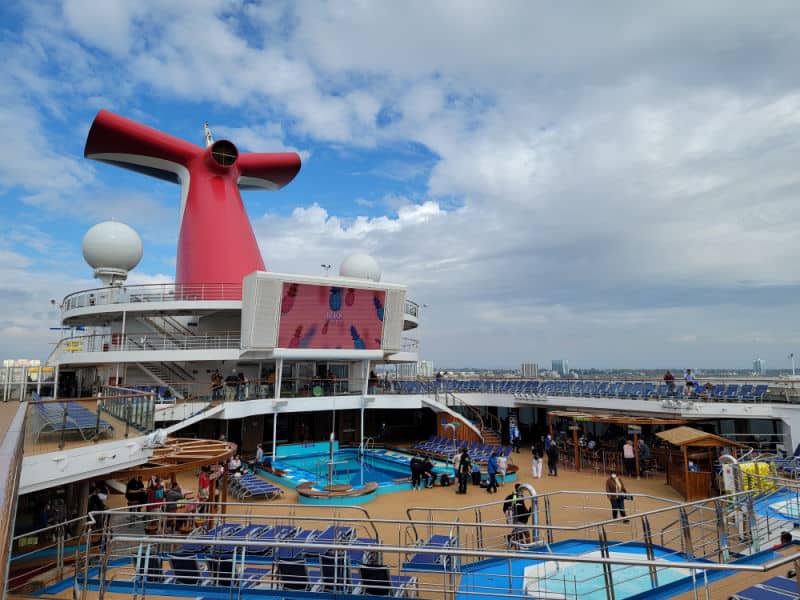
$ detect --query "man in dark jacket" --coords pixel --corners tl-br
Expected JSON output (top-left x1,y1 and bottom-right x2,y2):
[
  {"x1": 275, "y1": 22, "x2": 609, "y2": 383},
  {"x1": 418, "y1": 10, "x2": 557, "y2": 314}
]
[
  {"x1": 457, "y1": 449, "x2": 472, "y2": 494},
  {"x1": 503, "y1": 483, "x2": 531, "y2": 544}
]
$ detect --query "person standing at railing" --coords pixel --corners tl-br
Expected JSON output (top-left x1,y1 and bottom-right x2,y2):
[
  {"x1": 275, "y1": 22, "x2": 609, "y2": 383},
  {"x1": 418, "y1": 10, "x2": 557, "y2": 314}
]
[
  {"x1": 236, "y1": 370, "x2": 247, "y2": 401},
  {"x1": 224, "y1": 371, "x2": 239, "y2": 402},
  {"x1": 663, "y1": 370, "x2": 676, "y2": 395},
  {"x1": 368, "y1": 370, "x2": 378, "y2": 394},
  {"x1": 683, "y1": 369, "x2": 696, "y2": 397},
  {"x1": 211, "y1": 370, "x2": 223, "y2": 400}
]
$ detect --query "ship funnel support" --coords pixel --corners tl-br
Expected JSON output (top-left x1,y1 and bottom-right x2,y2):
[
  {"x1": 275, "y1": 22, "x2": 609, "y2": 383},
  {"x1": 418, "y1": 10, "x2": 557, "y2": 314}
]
[{"x1": 83, "y1": 109, "x2": 302, "y2": 296}]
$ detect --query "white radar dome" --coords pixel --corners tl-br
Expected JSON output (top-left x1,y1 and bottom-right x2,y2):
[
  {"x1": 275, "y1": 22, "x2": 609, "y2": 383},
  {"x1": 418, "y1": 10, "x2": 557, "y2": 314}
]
[
  {"x1": 82, "y1": 221, "x2": 143, "y2": 285},
  {"x1": 339, "y1": 252, "x2": 381, "y2": 282}
]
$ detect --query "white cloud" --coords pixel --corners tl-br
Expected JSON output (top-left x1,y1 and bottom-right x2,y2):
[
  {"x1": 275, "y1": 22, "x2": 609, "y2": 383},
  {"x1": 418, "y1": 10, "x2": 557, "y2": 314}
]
[{"x1": 4, "y1": 1, "x2": 800, "y2": 367}]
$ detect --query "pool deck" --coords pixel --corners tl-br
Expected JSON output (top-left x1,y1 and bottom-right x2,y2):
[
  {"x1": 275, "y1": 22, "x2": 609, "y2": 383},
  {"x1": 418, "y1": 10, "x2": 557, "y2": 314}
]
[{"x1": 11, "y1": 443, "x2": 799, "y2": 599}]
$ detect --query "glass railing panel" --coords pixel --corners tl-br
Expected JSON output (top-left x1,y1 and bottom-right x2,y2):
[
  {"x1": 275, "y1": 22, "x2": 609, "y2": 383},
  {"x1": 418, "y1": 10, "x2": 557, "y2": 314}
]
[{"x1": 23, "y1": 391, "x2": 156, "y2": 455}]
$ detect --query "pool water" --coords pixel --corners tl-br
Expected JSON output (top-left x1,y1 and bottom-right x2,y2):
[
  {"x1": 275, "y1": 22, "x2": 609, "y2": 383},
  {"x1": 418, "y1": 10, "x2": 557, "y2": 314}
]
[
  {"x1": 526, "y1": 550, "x2": 691, "y2": 600},
  {"x1": 458, "y1": 541, "x2": 704, "y2": 600},
  {"x1": 768, "y1": 498, "x2": 800, "y2": 519},
  {"x1": 276, "y1": 447, "x2": 451, "y2": 490}
]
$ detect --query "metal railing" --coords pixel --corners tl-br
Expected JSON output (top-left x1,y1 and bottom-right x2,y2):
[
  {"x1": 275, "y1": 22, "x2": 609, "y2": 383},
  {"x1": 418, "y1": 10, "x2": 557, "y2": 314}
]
[
  {"x1": 23, "y1": 389, "x2": 157, "y2": 453},
  {"x1": 13, "y1": 486, "x2": 800, "y2": 600},
  {"x1": 53, "y1": 330, "x2": 242, "y2": 354},
  {"x1": 61, "y1": 283, "x2": 244, "y2": 311}
]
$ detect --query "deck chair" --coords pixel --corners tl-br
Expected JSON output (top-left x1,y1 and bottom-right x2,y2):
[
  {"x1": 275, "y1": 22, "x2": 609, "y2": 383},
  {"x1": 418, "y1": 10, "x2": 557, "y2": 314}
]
[
  {"x1": 319, "y1": 551, "x2": 351, "y2": 593},
  {"x1": 276, "y1": 559, "x2": 321, "y2": 591},
  {"x1": 167, "y1": 554, "x2": 210, "y2": 585},
  {"x1": 761, "y1": 577, "x2": 800, "y2": 596},
  {"x1": 357, "y1": 564, "x2": 416, "y2": 597}
]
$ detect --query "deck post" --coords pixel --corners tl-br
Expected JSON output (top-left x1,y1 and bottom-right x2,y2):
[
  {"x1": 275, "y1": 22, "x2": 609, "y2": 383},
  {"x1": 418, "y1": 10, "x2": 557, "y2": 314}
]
[
  {"x1": 598, "y1": 526, "x2": 615, "y2": 600},
  {"x1": 641, "y1": 515, "x2": 658, "y2": 588}
]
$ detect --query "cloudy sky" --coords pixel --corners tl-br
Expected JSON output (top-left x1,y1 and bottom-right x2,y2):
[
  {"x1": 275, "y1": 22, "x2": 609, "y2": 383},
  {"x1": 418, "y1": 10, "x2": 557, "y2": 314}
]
[{"x1": 1, "y1": 1, "x2": 800, "y2": 370}]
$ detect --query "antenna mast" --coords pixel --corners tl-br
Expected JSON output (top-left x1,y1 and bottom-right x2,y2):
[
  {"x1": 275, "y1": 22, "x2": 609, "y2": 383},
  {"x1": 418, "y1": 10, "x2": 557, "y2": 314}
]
[{"x1": 203, "y1": 122, "x2": 214, "y2": 147}]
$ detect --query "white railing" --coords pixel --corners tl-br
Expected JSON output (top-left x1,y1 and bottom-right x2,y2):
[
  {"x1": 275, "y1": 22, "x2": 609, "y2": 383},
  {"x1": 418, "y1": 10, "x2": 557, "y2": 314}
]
[
  {"x1": 54, "y1": 331, "x2": 241, "y2": 354},
  {"x1": 61, "y1": 283, "x2": 243, "y2": 311}
]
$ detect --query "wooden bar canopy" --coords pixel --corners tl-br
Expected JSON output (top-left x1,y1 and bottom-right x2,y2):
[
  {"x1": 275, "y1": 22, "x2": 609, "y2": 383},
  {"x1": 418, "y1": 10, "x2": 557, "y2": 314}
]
[
  {"x1": 547, "y1": 411, "x2": 688, "y2": 426},
  {"x1": 655, "y1": 425, "x2": 745, "y2": 501},
  {"x1": 547, "y1": 411, "x2": 688, "y2": 474}
]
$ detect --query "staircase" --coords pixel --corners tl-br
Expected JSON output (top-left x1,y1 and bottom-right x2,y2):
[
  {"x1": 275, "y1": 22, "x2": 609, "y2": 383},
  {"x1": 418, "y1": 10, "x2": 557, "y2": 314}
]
[
  {"x1": 136, "y1": 362, "x2": 195, "y2": 399},
  {"x1": 443, "y1": 391, "x2": 502, "y2": 444}
]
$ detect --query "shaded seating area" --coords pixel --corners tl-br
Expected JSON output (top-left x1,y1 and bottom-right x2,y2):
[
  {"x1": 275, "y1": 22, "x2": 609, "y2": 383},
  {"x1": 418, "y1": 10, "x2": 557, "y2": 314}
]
[
  {"x1": 31, "y1": 401, "x2": 113, "y2": 442},
  {"x1": 656, "y1": 426, "x2": 746, "y2": 501}
]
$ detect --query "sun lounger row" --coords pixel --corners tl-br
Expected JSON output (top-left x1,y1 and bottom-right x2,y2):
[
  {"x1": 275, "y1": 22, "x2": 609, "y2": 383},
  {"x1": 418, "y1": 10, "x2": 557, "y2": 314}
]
[
  {"x1": 393, "y1": 378, "x2": 770, "y2": 401},
  {"x1": 180, "y1": 523, "x2": 365, "y2": 560},
  {"x1": 136, "y1": 551, "x2": 416, "y2": 595},
  {"x1": 227, "y1": 474, "x2": 283, "y2": 500},
  {"x1": 411, "y1": 437, "x2": 511, "y2": 461},
  {"x1": 32, "y1": 400, "x2": 113, "y2": 441}
]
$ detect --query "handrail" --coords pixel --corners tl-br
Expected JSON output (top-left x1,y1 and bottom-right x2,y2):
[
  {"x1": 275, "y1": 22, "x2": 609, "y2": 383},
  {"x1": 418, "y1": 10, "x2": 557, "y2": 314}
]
[
  {"x1": 54, "y1": 330, "x2": 242, "y2": 354},
  {"x1": 0, "y1": 403, "x2": 27, "y2": 594}
]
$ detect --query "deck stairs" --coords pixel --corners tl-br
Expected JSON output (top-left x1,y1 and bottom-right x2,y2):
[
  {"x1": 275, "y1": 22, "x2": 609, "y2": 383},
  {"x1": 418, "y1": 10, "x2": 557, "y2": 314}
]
[
  {"x1": 136, "y1": 362, "x2": 195, "y2": 399},
  {"x1": 443, "y1": 391, "x2": 502, "y2": 445}
]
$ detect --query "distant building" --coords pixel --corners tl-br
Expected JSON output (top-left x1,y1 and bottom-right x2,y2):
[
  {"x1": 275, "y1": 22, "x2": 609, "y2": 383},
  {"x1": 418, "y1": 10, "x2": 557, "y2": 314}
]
[
  {"x1": 397, "y1": 360, "x2": 434, "y2": 379},
  {"x1": 521, "y1": 362, "x2": 539, "y2": 378},
  {"x1": 552, "y1": 359, "x2": 569, "y2": 376},
  {"x1": 417, "y1": 360, "x2": 434, "y2": 378},
  {"x1": 753, "y1": 358, "x2": 766, "y2": 375}
]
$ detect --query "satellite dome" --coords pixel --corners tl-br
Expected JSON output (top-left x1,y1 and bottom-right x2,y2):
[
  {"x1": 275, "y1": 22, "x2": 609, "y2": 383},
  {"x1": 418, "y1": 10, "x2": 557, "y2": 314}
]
[
  {"x1": 339, "y1": 253, "x2": 381, "y2": 282},
  {"x1": 82, "y1": 221, "x2": 143, "y2": 285}
]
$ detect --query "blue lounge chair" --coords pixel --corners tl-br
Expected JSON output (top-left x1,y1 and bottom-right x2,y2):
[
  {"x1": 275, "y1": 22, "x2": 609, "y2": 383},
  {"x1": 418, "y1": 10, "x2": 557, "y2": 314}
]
[
  {"x1": 318, "y1": 551, "x2": 351, "y2": 593},
  {"x1": 730, "y1": 584, "x2": 798, "y2": 599},
  {"x1": 761, "y1": 576, "x2": 800, "y2": 595},
  {"x1": 404, "y1": 534, "x2": 453, "y2": 571},
  {"x1": 167, "y1": 554, "x2": 211, "y2": 586},
  {"x1": 181, "y1": 523, "x2": 243, "y2": 553},
  {"x1": 356, "y1": 564, "x2": 417, "y2": 597},
  {"x1": 275, "y1": 559, "x2": 321, "y2": 591}
]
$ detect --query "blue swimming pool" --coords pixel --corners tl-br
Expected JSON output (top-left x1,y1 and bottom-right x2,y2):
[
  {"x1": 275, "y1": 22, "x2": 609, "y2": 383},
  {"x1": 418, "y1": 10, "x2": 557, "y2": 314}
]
[
  {"x1": 270, "y1": 444, "x2": 453, "y2": 494},
  {"x1": 457, "y1": 540, "x2": 716, "y2": 600}
]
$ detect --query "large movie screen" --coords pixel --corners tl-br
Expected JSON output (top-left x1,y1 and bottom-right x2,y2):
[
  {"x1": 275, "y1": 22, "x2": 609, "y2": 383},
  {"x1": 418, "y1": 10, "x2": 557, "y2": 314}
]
[{"x1": 277, "y1": 283, "x2": 386, "y2": 350}]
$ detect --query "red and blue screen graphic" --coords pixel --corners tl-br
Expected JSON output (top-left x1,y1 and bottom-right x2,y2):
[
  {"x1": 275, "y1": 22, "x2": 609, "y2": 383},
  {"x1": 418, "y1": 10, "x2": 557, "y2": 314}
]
[{"x1": 277, "y1": 283, "x2": 386, "y2": 350}]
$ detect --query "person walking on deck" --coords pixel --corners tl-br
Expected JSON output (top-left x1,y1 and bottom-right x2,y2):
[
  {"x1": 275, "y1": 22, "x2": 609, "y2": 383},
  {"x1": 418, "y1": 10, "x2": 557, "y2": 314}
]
[
  {"x1": 457, "y1": 449, "x2": 472, "y2": 494},
  {"x1": 605, "y1": 470, "x2": 629, "y2": 522},
  {"x1": 532, "y1": 443, "x2": 543, "y2": 479},
  {"x1": 486, "y1": 452, "x2": 499, "y2": 493}
]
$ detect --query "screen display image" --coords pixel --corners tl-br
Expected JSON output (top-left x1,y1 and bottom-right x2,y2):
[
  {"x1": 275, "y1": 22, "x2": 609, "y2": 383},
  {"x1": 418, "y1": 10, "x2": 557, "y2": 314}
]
[{"x1": 277, "y1": 283, "x2": 386, "y2": 350}]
